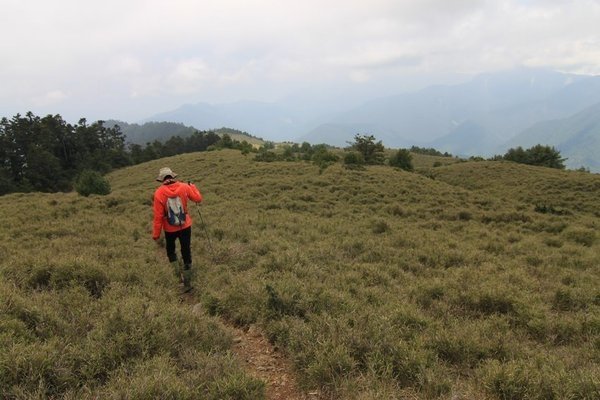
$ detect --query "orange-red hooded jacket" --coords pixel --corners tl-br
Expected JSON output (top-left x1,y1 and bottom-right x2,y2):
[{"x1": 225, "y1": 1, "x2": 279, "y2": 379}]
[{"x1": 152, "y1": 181, "x2": 202, "y2": 239}]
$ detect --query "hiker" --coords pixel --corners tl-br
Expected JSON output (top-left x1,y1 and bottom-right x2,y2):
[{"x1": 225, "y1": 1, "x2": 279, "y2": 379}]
[{"x1": 152, "y1": 167, "x2": 203, "y2": 292}]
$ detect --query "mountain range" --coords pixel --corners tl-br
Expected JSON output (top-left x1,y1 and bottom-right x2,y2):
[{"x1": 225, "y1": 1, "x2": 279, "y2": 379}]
[{"x1": 140, "y1": 68, "x2": 600, "y2": 171}]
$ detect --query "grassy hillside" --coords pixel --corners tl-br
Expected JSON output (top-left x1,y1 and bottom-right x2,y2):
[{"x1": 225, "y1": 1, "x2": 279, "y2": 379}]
[
  {"x1": 215, "y1": 128, "x2": 265, "y2": 148},
  {"x1": 431, "y1": 161, "x2": 600, "y2": 216},
  {"x1": 2, "y1": 151, "x2": 599, "y2": 399}
]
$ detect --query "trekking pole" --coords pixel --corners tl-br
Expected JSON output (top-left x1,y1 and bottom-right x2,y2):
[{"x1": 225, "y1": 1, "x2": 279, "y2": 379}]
[{"x1": 196, "y1": 204, "x2": 215, "y2": 257}]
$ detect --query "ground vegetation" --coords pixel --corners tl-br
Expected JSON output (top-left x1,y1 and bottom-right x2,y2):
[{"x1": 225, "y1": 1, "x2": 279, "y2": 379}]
[{"x1": 1, "y1": 150, "x2": 598, "y2": 399}]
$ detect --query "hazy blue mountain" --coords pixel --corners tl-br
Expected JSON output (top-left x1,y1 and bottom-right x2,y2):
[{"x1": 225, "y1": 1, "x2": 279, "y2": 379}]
[
  {"x1": 503, "y1": 102, "x2": 600, "y2": 172},
  {"x1": 138, "y1": 68, "x2": 600, "y2": 169},
  {"x1": 301, "y1": 68, "x2": 597, "y2": 148},
  {"x1": 143, "y1": 101, "x2": 304, "y2": 142},
  {"x1": 429, "y1": 122, "x2": 496, "y2": 157}
]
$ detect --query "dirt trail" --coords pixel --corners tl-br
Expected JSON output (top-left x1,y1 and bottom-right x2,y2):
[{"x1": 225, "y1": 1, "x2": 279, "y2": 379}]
[
  {"x1": 229, "y1": 322, "x2": 321, "y2": 400},
  {"x1": 185, "y1": 295, "x2": 323, "y2": 400}
]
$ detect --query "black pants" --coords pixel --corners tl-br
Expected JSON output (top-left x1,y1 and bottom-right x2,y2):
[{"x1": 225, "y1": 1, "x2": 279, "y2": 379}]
[{"x1": 165, "y1": 227, "x2": 192, "y2": 265}]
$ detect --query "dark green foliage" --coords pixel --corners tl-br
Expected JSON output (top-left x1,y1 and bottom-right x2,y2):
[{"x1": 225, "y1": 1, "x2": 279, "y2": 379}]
[
  {"x1": 310, "y1": 145, "x2": 339, "y2": 171},
  {"x1": 349, "y1": 134, "x2": 385, "y2": 165},
  {"x1": 457, "y1": 210, "x2": 472, "y2": 221},
  {"x1": 129, "y1": 130, "x2": 221, "y2": 164},
  {"x1": 410, "y1": 146, "x2": 453, "y2": 157},
  {"x1": 252, "y1": 143, "x2": 339, "y2": 169},
  {"x1": 502, "y1": 144, "x2": 566, "y2": 169},
  {"x1": 343, "y1": 151, "x2": 365, "y2": 169},
  {"x1": 371, "y1": 220, "x2": 390, "y2": 234},
  {"x1": 253, "y1": 150, "x2": 279, "y2": 162},
  {"x1": 534, "y1": 203, "x2": 570, "y2": 215},
  {"x1": 106, "y1": 120, "x2": 197, "y2": 144},
  {"x1": 0, "y1": 112, "x2": 233, "y2": 195},
  {"x1": 212, "y1": 134, "x2": 256, "y2": 155},
  {"x1": 75, "y1": 170, "x2": 111, "y2": 197},
  {"x1": 389, "y1": 148, "x2": 414, "y2": 171},
  {"x1": 0, "y1": 113, "x2": 128, "y2": 194}
]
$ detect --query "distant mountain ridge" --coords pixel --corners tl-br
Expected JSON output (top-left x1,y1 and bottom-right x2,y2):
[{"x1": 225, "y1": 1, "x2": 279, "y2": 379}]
[
  {"x1": 105, "y1": 120, "x2": 260, "y2": 146},
  {"x1": 302, "y1": 69, "x2": 600, "y2": 152},
  {"x1": 143, "y1": 101, "x2": 302, "y2": 142},
  {"x1": 139, "y1": 68, "x2": 600, "y2": 170}
]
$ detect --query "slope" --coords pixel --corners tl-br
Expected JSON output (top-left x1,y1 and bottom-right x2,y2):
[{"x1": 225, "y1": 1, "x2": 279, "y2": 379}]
[
  {"x1": 431, "y1": 160, "x2": 600, "y2": 216},
  {"x1": 112, "y1": 151, "x2": 600, "y2": 398},
  {"x1": 2, "y1": 150, "x2": 599, "y2": 399}
]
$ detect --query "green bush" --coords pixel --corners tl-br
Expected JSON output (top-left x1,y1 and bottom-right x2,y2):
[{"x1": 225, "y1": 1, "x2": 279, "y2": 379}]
[
  {"x1": 253, "y1": 151, "x2": 279, "y2": 162},
  {"x1": 349, "y1": 134, "x2": 385, "y2": 165},
  {"x1": 311, "y1": 147, "x2": 339, "y2": 171},
  {"x1": 75, "y1": 170, "x2": 111, "y2": 197},
  {"x1": 371, "y1": 220, "x2": 390, "y2": 234},
  {"x1": 501, "y1": 144, "x2": 566, "y2": 169},
  {"x1": 343, "y1": 151, "x2": 365, "y2": 169},
  {"x1": 389, "y1": 149, "x2": 414, "y2": 171}
]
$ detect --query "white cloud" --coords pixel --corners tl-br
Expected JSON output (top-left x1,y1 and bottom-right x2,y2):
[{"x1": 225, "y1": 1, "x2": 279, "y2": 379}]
[
  {"x1": 165, "y1": 59, "x2": 214, "y2": 94},
  {"x1": 108, "y1": 56, "x2": 143, "y2": 75},
  {"x1": 1, "y1": 0, "x2": 600, "y2": 121},
  {"x1": 32, "y1": 90, "x2": 68, "y2": 107}
]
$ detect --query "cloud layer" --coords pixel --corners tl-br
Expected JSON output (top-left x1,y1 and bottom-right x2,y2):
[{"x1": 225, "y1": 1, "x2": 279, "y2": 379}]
[{"x1": 1, "y1": 0, "x2": 599, "y2": 121}]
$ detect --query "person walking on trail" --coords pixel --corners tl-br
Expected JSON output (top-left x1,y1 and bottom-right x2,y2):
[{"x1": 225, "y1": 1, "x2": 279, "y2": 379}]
[{"x1": 152, "y1": 167, "x2": 203, "y2": 292}]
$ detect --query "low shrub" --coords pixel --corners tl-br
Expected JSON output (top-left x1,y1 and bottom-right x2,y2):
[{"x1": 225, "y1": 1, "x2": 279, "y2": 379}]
[
  {"x1": 480, "y1": 359, "x2": 554, "y2": 400},
  {"x1": 534, "y1": 203, "x2": 571, "y2": 215},
  {"x1": 563, "y1": 229, "x2": 597, "y2": 247},
  {"x1": 457, "y1": 210, "x2": 472, "y2": 221},
  {"x1": 75, "y1": 170, "x2": 111, "y2": 197},
  {"x1": 371, "y1": 220, "x2": 390, "y2": 234},
  {"x1": 389, "y1": 149, "x2": 414, "y2": 171},
  {"x1": 343, "y1": 151, "x2": 365, "y2": 169},
  {"x1": 253, "y1": 151, "x2": 279, "y2": 162},
  {"x1": 552, "y1": 288, "x2": 588, "y2": 312}
]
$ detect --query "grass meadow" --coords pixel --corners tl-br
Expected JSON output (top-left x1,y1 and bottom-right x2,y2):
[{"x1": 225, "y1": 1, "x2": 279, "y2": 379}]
[{"x1": 1, "y1": 149, "x2": 599, "y2": 399}]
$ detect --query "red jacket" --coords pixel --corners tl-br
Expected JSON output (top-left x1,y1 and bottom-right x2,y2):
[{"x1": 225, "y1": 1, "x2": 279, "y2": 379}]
[{"x1": 152, "y1": 181, "x2": 202, "y2": 239}]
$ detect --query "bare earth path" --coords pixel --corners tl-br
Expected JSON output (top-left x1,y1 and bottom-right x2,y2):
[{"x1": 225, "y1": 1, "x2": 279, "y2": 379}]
[
  {"x1": 185, "y1": 295, "x2": 323, "y2": 400},
  {"x1": 229, "y1": 322, "x2": 321, "y2": 400}
]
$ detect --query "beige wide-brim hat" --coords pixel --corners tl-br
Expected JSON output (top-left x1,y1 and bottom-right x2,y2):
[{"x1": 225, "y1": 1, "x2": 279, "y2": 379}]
[{"x1": 156, "y1": 167, "x2": 178, "y2": 182}]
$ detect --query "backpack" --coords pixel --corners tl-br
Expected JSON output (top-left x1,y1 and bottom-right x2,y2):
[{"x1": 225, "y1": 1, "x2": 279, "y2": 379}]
[{"x1": 165, "y1": 196, "x2": 187, "y2": 226}]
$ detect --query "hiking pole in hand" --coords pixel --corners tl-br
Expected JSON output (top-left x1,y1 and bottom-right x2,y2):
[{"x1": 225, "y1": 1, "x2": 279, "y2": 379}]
[{"x1": 196, "y1": 204, "x2": 215, "y2": 257}]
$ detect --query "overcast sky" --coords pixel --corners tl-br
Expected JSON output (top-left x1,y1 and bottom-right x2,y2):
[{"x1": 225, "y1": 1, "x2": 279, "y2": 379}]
[{"x1": 1, "y1": 0, "x2": 599, "y2": 122}]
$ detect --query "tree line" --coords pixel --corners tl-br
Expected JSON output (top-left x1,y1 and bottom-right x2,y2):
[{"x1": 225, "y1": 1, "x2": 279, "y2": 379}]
[
  {"x1": 254, "y1": 134, "x2": 568, "y2": 173},
  {"x1": 0, "y1": 112, "x2": 230, "y2": 195},
  {"x1": 493, "y1": 144, "x2": 566, "y2": 169},
  {"x1": 0, "y1": 111, "x2": 570, "y2": 195}
]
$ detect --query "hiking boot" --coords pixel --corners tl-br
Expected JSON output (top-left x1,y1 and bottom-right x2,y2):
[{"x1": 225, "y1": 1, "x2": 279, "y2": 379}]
[{"x1": 182, "y1": 264, "x2": 193, "y2": 292}]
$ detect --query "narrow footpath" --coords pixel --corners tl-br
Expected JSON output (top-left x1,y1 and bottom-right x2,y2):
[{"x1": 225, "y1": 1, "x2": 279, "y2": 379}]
[
  {"x1": 229, "y1": 322, "x2": 321, "y2": 400},
  {"x1": 185, "y1": 295, "x2": 323, "y2": 400}
]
